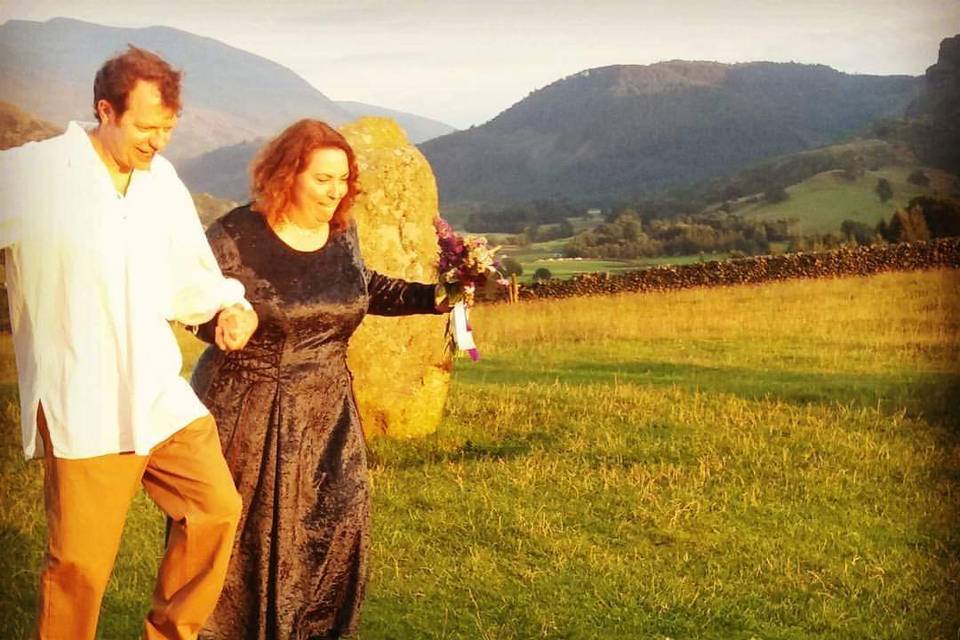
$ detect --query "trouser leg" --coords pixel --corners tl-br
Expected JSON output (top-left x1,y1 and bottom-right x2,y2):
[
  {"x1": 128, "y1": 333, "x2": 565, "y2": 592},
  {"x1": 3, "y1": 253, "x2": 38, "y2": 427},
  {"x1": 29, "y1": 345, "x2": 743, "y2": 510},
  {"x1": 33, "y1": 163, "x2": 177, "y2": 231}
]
[
  {"x1": 141, "y1": 414, "x2": 241, "y2": 640},
  {"x1": 35, "y1": 408, "x2": 147, "y2": 640}
]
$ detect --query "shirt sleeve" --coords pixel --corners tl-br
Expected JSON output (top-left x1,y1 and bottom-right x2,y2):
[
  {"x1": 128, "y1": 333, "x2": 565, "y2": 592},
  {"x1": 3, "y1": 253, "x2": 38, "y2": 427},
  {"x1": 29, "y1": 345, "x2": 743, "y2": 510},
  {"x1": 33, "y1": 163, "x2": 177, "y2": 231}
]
[
  {"x1": 165, "y1": 176, "x2": 249, "y2": 325},
  {"x1": 192, "y1": 220, "x2": 250, "y2": 344},
  {"x1": 0, "y1": 144, "x2": 35, "y2": 249}
]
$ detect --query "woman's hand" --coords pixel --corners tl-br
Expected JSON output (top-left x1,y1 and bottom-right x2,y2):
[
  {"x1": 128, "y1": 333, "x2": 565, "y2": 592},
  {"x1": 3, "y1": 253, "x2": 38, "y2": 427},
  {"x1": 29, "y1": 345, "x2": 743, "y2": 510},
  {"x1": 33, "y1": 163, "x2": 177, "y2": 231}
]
[
  {"x1": 434, "y1": 284, "x2": 453, "y2": 313},
  {"x1": 216, "y1": 304, "x2": 259, "y2": 351}
]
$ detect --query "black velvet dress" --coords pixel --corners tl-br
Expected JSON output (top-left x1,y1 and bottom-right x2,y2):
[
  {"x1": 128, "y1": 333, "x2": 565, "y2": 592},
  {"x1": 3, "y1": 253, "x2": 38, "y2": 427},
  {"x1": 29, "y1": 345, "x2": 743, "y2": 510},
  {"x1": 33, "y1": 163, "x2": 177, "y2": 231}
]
[{"x1": 191, "y1": 205, "x2": 438, "y2": 640}]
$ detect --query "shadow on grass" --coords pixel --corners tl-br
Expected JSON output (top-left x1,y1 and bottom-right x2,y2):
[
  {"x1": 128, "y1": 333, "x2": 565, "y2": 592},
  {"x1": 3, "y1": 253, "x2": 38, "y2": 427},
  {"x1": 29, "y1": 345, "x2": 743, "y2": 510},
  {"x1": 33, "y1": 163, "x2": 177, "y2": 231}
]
[{"x1": 457, "y1": 358, "x2": 960, "y2": 425}]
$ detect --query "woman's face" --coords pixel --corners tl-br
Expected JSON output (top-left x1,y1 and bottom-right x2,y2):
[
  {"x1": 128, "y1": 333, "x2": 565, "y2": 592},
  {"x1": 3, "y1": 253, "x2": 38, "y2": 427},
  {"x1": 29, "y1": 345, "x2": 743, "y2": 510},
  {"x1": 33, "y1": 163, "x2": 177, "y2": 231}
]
[{"x1": 290, "y1": 147, "x2": 350, "y2": 227}]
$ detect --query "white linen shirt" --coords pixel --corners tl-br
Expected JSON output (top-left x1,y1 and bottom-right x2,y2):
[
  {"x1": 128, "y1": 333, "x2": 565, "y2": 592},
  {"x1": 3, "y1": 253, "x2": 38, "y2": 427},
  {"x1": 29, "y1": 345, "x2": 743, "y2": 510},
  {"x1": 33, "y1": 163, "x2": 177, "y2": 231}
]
[{"x1": 0, "y1": 122, "x2": 247, "y2": 460}]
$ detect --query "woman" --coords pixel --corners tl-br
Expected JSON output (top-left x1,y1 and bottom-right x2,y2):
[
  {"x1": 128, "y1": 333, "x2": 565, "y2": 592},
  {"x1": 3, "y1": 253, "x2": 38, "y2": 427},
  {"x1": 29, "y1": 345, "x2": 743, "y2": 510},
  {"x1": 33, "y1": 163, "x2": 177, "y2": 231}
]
[{"x1": 190, "y1": 119, "x2": 443, "y2": 639}]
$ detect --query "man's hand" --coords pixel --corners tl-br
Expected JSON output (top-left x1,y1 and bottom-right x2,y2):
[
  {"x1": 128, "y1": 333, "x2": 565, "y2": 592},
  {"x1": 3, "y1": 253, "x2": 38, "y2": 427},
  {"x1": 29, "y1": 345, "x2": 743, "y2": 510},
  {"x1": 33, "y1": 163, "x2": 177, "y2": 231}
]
[{"x1": 215, "y1": 304, "x2": 258, "y2": 351}]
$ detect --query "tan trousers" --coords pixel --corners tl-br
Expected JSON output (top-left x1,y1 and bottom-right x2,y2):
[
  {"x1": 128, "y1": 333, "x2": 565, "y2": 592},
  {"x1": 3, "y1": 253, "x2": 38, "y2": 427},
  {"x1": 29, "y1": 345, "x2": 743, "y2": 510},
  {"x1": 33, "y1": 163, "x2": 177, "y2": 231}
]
[{"x1": 35, "y1": 409, "x2": 242, "y2": 640}]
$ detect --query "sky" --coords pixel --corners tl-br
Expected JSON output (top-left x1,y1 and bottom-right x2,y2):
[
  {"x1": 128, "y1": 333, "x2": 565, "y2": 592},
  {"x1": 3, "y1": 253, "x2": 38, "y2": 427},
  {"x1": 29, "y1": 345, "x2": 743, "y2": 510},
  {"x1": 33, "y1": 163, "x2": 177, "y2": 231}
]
[{"x1": 1, "y1": 0, "x2": 957, "y2": 128}]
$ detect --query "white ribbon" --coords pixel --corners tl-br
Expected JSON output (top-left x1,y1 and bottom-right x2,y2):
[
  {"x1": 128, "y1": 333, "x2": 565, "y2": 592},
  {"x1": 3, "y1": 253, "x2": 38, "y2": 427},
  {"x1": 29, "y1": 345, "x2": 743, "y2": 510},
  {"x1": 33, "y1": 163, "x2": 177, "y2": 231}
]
[{"x1": 450, "y1": 301, "x2": 479, "y2": 361}]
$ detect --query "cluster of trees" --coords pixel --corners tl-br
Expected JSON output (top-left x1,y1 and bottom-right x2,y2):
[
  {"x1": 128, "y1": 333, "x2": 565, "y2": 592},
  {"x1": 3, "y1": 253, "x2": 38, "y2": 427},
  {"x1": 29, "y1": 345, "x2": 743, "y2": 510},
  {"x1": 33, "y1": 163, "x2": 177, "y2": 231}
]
[
  {"x1": 833, "y1": 196, "x2": 960, "y2": 248},
  {"x1": 875, "y1": 196, "x2": 960, "y2": 243},
  {"x1": 463, "y1": 200, "x2": 580, "y2": 234},
  {"x1": 564, "y1": 210, "x2": 792, "y2": 259},
  {"x1": 602, "y1": 197, "x2": 702, "y2": 221}
]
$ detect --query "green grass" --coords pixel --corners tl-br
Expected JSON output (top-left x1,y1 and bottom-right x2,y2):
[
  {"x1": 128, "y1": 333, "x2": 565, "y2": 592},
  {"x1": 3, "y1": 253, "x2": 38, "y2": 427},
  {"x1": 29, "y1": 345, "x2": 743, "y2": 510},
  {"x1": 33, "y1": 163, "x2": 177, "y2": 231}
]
[
  {"x1": 736, "y1": 165, "x2": 956, "y2": 235},
  {"x1": 504, "y1": 239, "x2": 730, "y2": 283},
  {"x1": 1, "y1": 270, "x2": 958, "y2": 639}
]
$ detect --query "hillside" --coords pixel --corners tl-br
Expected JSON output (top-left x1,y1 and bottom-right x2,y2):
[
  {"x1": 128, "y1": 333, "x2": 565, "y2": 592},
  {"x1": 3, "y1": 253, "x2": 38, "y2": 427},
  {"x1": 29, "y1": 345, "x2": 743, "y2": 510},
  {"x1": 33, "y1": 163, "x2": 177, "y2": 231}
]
[
  {"x1": 0, "y1": 17, "x2": 352, "y2": 161},
  {"x1": 906, "y1": 34, "x2": 960, "y2": 174},
  {"x1": 336, "y1": 101, "x2": 456, "y2": 143},
  {"x1": 696, "y1": 137, "x2": 957, "y2": 234},
  {"x1": 179, "y1": 139, "x2": 263, "y2": 203},
  {"x1": 0, "y1": 101, "x2": 60, "y2": 149},
  {"x1": 420, "y1": 61, "x2": 920, "y2": 206},
  {"x1": 735, "y1": 164, "x2": 956, "y2": 235},
  {"x1": 178, "y1": 110, "x2": 455, "y2": 201}
]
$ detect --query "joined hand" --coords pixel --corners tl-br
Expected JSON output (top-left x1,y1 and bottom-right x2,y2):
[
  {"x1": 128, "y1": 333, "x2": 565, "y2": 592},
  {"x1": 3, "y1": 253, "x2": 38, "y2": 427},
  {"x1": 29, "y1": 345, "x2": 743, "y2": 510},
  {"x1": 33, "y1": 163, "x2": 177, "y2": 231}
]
[{"x1": 216, "y1": 304, "x2": 258, "y2": 351}]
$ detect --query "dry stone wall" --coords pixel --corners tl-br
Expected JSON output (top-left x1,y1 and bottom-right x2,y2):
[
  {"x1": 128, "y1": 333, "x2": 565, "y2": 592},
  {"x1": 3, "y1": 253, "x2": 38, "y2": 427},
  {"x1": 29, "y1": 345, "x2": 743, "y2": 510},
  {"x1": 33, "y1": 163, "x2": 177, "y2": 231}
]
[{"x1": 514, "y1": 238, "x2": 960, "y2": 301}]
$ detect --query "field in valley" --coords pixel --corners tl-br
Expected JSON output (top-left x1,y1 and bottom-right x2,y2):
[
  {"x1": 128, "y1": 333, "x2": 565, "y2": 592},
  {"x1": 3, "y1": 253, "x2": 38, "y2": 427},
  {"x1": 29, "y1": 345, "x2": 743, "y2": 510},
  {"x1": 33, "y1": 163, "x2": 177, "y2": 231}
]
[
  {"x1": 0, "y1": 269, "x2": 958, "y2": 639},
  {"x1": 736, "y1": 165, "x2": 958, "y2": 235}
]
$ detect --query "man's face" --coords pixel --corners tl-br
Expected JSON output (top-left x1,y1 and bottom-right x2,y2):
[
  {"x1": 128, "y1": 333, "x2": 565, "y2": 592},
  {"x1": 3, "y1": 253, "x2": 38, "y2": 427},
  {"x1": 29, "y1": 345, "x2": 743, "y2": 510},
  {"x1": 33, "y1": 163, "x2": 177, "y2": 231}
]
[{"x1": 97, "y1": 80, "x2": 178, "y2": 172}]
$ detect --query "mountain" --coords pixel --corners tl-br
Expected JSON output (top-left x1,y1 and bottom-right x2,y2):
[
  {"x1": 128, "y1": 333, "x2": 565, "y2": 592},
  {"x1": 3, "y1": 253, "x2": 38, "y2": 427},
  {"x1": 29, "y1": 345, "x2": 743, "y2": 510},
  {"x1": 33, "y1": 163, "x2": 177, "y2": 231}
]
[
  {"x1": 905, "y1": 34, "x2": 960, "y2": 174},
  {"x1": 0, "y1": 101, "x2": 60, "y2": 149},
  {"x1": 179, "y1": 139, "x2": 265, "y2": 202},
  {"x1": 335, "y1": 101, "x2": 456, "y2": 143},
  {"x1": 419, "y1": 61, "x2": 921, "y2": 206},
  {"x1": 180, "y1": 106, "x2": 458, "y2": 200},
  {"x1": 0, "y1": 17, "x2": 352, "y2": 161}
]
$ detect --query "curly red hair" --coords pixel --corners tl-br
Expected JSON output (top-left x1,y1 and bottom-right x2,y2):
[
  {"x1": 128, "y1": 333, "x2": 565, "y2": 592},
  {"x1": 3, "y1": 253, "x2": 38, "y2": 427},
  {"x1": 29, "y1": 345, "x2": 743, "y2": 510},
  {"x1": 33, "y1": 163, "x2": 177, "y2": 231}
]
[{"x1": 250, "y1": 119, "x2": 359, "y2": 231}]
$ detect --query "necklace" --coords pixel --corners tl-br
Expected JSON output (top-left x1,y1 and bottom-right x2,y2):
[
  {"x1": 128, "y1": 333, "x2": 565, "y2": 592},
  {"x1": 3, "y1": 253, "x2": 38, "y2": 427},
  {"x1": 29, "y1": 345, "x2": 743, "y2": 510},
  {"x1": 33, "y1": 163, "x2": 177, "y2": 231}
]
[{"x1": 272, "y1": 218, "x2": 330, "y2": 252}]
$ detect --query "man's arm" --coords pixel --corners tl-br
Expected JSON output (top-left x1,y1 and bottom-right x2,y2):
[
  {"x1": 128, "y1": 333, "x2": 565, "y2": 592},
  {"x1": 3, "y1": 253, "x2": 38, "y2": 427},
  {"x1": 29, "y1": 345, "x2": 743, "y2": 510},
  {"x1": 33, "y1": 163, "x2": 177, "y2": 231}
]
[
  {"x1": 166, "y1": 178, "x2": 257, "y2": 350},
  {"x1": 0, "y1": 144, "x2": 35, "y2": 250}
]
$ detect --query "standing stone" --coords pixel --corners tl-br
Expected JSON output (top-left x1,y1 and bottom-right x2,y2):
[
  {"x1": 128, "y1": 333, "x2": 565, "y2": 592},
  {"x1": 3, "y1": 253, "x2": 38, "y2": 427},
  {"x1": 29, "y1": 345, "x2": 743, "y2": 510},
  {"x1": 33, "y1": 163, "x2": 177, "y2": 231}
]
[{"x1": 342, "y1": 117, "x2": 450, "y2": 439}]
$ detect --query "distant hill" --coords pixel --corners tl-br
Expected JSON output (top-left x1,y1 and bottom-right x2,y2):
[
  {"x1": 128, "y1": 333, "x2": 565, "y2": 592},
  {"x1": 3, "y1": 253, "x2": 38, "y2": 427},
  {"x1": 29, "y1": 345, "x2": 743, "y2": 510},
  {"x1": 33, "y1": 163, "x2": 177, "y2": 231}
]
[
  {"x1": 735, "y1": 162, "x2": 955, "y2": 235},
  {"x1": 178, "y1": 108, "x2": 455, "y2": 201},
  {"x1": 0, "y1": 17, "x2": 352, "y2": 162},
  {"x1": 0, "y1": 101, "x2": 60, "y2": 149},
  {"x1": 192, "y1": 192, "x2": 239, "y2": 228},
  {"x1": 905, "y1": 34, "x2": 960, "y2": 174},
  {"x1": 335, "y1": 101, "x2": 456, "y2": 143},
  {"x1": 676, "y1": 135, "x2": 954, "y2": 235},
  {"x1": 420, "y1": 61, "x2": 921, "y2": 206},
  {"x1": 179, "y1": 139, "x2": 264, "y2": 202}
]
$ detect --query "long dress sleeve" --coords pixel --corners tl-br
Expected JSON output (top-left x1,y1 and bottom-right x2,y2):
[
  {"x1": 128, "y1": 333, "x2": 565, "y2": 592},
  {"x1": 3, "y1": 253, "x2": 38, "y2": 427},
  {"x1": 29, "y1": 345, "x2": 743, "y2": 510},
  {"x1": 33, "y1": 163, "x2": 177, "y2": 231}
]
[
  {"x1": 346, "y1": 221, "x2": 440, "y2": 317},
  {"x1": 366, "y1": 270, "x2": 441, "y2": 316}
]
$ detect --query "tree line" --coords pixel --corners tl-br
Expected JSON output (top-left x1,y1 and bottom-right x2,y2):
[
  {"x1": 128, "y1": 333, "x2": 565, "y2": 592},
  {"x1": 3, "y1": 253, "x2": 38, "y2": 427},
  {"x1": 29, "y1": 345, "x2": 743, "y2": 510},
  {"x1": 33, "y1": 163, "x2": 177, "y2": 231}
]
[{"x1": 564, "y1": 210, "x2": 791, "y2": 259}]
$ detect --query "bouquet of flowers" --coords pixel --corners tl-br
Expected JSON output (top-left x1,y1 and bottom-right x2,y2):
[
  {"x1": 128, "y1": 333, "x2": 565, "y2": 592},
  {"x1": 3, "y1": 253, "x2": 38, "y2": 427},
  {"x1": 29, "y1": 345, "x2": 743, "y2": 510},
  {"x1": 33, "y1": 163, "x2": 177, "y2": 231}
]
[{"x1": 435, "y1": 217, "x2": 506, "y2": 361}]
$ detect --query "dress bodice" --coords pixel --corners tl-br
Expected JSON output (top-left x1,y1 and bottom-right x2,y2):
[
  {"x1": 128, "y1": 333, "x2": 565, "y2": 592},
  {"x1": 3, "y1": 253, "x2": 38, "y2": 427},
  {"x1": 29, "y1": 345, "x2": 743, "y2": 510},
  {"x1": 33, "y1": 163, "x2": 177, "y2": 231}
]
[{"x1": 195, "y1": 205, "x2": 437, "y2": 380}]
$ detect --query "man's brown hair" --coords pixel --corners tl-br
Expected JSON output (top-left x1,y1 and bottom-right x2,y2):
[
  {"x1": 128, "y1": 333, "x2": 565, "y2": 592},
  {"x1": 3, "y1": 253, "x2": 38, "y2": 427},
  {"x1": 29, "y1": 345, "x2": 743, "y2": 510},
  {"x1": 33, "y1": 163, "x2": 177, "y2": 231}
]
[{"x1": 93, "y1": 45, "x2": 182, "y2": 122}]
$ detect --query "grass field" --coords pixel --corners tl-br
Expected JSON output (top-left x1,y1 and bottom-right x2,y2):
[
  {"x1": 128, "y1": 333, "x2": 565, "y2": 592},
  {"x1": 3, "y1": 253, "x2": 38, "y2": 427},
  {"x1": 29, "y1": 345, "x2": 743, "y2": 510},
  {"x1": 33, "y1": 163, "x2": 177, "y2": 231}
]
[
  {"x1": 736, "y1": 165, "x2": 957, "y2": 235},
  {"x1": 1, "y1": 269, "x2": 958, "y2": 638},
  {"x1": 503, "y1": 238, "x2": 730, "y2": 283}
]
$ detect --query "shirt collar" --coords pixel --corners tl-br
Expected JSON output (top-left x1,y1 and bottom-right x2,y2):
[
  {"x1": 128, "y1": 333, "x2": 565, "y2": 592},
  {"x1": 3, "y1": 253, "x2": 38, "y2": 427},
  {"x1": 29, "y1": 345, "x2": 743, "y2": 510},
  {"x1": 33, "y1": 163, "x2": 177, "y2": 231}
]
[
  {"x1": 65, "y1": 120, "x2": 158, "y2": 197},
  {"x1": 64, "y1": 121, "x2": 101, "y2": 169}
]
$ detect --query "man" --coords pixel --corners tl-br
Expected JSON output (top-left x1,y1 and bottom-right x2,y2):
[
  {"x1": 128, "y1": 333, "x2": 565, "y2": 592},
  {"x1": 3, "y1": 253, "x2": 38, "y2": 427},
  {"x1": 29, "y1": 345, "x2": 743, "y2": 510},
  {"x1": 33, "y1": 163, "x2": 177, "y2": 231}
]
[{"x1": 0, "y1": 46, "x2": 258, "y2": 639}]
